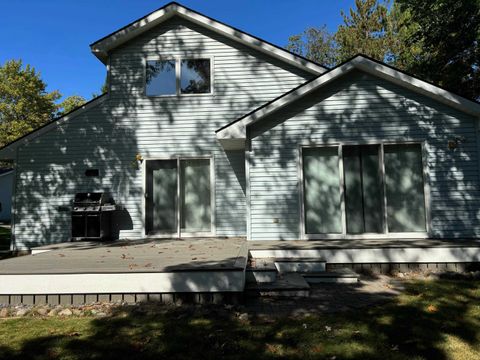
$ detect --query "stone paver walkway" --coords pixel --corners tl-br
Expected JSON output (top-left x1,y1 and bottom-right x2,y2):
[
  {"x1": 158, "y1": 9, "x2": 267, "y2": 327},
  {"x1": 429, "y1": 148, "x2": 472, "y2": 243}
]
[{"x1": 246, "y1": 275, "x2": 405, "y2": 316}]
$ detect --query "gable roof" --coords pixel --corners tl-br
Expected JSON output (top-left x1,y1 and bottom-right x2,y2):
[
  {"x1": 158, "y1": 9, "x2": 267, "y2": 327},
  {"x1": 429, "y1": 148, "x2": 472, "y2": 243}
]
[
  {"x1": 216, "y1": 54, "x2": 480, "y2": 145},
  {"x1": 0, "y1": 94, "x2": 108, "y2": 160},
  {"x1": 0, "y1": 169, "x2": 14, "y2": 178},
  {"x1": 90, "y1": 2, "x2": 327, "y2": 75}
]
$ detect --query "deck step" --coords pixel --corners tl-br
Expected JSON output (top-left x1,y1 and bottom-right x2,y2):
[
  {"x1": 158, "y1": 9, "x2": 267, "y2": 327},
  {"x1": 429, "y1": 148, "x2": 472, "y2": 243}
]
[
  {"x1": 246, "y1": 258, "x2": 277, "y2": 283},
  {"x1": 245, "y1": 273, "x2": 310, "y2": 297},
  {"x1": 302, "y1": 268, "x2": 359, "y2": 284},
  {"x1": 274, "y1": 258, "x2": 326, "y2": 273}
]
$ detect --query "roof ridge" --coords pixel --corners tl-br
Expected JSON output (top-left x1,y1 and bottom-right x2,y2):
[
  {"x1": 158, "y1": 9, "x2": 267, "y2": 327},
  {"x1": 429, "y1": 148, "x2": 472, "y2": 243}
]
[{"x1": 89, "y1": 2, "x2": 328, "y2": 73}]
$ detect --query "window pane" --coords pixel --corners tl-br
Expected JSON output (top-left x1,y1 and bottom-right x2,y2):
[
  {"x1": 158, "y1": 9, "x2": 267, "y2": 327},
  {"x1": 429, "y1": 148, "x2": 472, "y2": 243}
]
[
  {"x1": 146, "y1": 60, "x2": 176, "y2": 96},
  {"x1": 180, "y1": 59, "x2": 211, "y2": 94},
  {"x1": 303, "y1": 147, "x2": 342, "y2": 234},
  {"x1": 384, "y1": 144, "x2": 426, "y2": 232},
  {"x1": 344, "y1": 145, "x2": 383, "y2": 234},
  {"x1": 180, "y1": 159, "x2": 211, "y2": 232}
]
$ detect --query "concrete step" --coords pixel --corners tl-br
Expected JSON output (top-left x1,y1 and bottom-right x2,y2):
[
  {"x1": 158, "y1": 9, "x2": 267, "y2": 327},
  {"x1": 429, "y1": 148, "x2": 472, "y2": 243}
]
[
  {"x1": 245, "y1": 273, "x2": 310, "y2": 297},
  {"x1": 274, "y1": 258, "x2": 327, "y2": 273},
  {"x1": 302, "y1": 268, "x2": 359, "y2": 284},
  {"x1": 246, "y1": 259, "x2": 277, "y2": 284}
]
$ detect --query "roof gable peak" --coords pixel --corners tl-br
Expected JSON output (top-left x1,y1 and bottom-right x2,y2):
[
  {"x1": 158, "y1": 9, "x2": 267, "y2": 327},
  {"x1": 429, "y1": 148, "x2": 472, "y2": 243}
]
[{"x1": 90, "y1": 2, "x2": 327, "y2": 74}]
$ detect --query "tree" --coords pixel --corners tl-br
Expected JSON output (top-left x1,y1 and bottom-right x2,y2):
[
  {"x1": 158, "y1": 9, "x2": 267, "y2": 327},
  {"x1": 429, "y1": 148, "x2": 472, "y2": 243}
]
[
  {"x1": 286, "y1": 26, "x2": 338, "y2": 68},
  {"x1": 286, "y1": 1, "x2": 399, "y2": 67},
  {"x1": 58, "y1": 95, "x2": 87, "y2": 116},
  {"x1": 0, "y1": 60, "x2": 60, "y2": 148},
  {"x1": 335, "y1": 0, "x2": 394, "y2": 63},
  {"x1": 395, "y1": 0, "x2": 480, "y2": 100}
]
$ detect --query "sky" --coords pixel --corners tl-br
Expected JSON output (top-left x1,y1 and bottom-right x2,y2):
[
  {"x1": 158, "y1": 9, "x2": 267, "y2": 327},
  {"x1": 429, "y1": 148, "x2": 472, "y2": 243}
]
[{"x1": 0, "y1": 0, "x2": 356, "y2": 101}]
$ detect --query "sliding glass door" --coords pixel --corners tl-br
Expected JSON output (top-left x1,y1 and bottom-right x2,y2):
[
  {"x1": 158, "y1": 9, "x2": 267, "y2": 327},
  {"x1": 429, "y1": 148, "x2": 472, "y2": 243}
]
[
  {"x1": 343, "y1": 145, "x2": 384, "y2": 234},
  {"x1": 303, "y1": 147, "x2": 342, "y2": 234},
  {"x1": 180, "y1": 159, "x2": 212, "y2": 233},
  {"x1": 145, "y1": 158, "x2": 212, "y2": 236},
  {"x1": 302, "y1": 143, "x2": 427, "y2": 237},
  {"x1": 146, "y1": 160, "x2": 178, "y2": 234},
  {"x1": 384, "y1": 144, "x2": 426, "y2": 232}
]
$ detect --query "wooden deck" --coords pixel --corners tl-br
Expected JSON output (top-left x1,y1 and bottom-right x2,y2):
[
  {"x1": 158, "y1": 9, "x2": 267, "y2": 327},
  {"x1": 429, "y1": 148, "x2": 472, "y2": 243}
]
[
  {"x1": 248, "y1": 238, "x2": 480, "y2": 264},
  {"x1": 0, "y1": 238, "x2": 248, "y2": 304},
  {"x1": 2, "y1": 238, "x2": 247, "y2": 274},
  {"x1": 1, "y1": 237, "x2": 480, "y2": 305}
]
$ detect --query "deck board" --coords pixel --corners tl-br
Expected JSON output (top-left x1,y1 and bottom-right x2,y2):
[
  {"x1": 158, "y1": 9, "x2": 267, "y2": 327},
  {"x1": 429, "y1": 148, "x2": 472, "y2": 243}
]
[{"x1": 0, "y1": 238, "x2": 247, "y2": 274}]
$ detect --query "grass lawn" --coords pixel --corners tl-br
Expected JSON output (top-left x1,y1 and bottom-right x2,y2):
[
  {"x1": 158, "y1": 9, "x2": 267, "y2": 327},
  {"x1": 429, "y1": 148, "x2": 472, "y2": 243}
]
[
  {"x1": 0, "y1": 279, "x2": 479, "y2": 360},
  {"x1": 0, "y1": 226, "x2": 10, "y2": 250}
]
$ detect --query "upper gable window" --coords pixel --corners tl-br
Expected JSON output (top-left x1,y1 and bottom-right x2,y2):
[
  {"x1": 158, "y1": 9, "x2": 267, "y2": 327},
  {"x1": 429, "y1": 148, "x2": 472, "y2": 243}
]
[
  {"x1": 145, "y1": 58, "x2": 212, "y2": 96},
  {"x1": 180, "y1": 59, "x2": 211, "y2": 94},
  {"x1": 146, "y1": 60, "x2": 176, "y2": 96}
]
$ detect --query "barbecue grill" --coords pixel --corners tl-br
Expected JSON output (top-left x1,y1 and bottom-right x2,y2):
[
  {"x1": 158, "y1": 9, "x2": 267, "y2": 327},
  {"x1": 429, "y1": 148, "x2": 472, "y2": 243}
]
[{"x1": 71, "y1": 192, "x2": 116, "y2": 241}]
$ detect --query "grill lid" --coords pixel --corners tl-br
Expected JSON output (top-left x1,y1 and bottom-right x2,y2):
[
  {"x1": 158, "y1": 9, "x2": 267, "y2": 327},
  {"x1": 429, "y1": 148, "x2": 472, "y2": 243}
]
[{"x1": 74, "y1": 192, "x2": 103, "y2": 205}]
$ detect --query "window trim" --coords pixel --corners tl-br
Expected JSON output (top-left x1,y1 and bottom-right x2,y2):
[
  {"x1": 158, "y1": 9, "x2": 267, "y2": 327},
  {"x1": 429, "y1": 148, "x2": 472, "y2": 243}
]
[
  {"x1": 298, "y1": 141, "x2": 430, "y2": 240},
  {"x1": 144, "y1": 56, "x2": 214, "y2": 97}
]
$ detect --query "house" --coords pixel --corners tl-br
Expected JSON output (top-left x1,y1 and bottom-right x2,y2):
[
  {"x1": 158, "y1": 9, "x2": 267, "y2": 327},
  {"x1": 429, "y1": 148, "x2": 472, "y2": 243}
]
[
  {"x1": 0, "y1": 169, "x2": 14, "y2": 223},
  {"x1": 1, "y1": 1, "x2": 480, "y2": 271}
]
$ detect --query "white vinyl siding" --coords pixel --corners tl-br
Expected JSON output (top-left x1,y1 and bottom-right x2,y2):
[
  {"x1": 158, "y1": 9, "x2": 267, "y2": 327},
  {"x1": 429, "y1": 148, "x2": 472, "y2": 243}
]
[
  {"x1": 249, "y1": 71, "x2": 480, "y2": 240},
  {"x1": 12, "y1": 17, "x2": 311, "y2": 249}
]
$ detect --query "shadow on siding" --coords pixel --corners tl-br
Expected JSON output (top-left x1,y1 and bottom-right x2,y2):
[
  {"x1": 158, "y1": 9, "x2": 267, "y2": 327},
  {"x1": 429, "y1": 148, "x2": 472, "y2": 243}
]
[{"x1": 249, "y1": 70, "x2": 480, "y2": 248}]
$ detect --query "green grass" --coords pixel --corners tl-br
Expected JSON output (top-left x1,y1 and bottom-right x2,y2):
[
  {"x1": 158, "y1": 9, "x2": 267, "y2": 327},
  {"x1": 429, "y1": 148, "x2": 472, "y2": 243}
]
[
  {"x1": 0, "y1": 227, "x2": 10, "y2": 250},
  {"x1": 0, "y1": 280, "x2": 479, "y2": 360}
]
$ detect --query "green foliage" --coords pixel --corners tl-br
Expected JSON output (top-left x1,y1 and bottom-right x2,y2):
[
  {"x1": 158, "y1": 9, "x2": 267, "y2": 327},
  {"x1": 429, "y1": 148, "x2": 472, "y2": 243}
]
[
  {"x1": 336, "y1": 0, "x2": 394, "y2": 63},
  {"x1": 286, "y1": 26, "x2": 338, "y2": 68},
  {"x1": 286, "y1": 0, "x2": 480, "y2": 100},
  {"x1": 0, "y1": 60, "x2": 61, "y2": 148},
  {"x1": 286, "y1": 1, "x2": 398, "y2": 67},
  {"x1": 396, "y1": 0, "x2": 480, "y2": 100},
  {"x1": 58, "y1": 95, "x2": 87, "y2": 116}
]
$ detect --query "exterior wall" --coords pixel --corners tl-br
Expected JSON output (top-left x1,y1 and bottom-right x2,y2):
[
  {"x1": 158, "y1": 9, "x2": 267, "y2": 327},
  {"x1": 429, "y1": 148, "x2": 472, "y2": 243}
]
[
  {"x1": 12, "y1": 16, "x2": 311, "y2": 249},
  {"x1": 249, "y1": 71, "x2": 480, "y2": 240},
  {"x1": 0, "y1": 172, "x2": 13, "y2": 222}
]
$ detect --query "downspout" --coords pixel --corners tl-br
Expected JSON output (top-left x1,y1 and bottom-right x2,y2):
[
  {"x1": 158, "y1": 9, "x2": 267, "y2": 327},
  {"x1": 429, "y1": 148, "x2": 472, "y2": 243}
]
[
  {"x1": 245, "y1": 127, "x2": 251, "y2": 241},
  {"x1": 10, "y1": 148, "x2": 19, "y2": 252}
]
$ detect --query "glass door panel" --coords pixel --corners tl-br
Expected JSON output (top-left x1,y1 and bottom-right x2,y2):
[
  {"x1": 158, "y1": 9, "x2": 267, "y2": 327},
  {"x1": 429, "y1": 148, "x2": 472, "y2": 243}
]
[
  {"x1": 146, "y1": 160, "x2": 178, "y2": 234},
  {"x1": 384, "y1": 144, "x2": 426, "y2": 232},
  {"x1": 303, "y1": 147, "x2": 342, "y2": 234},
  {"x1": 343, "y1": 145, "x2": 383, "y2": 234},
  {"x1": 180, "y1": 159, "x2": 211, "y2": 233}
]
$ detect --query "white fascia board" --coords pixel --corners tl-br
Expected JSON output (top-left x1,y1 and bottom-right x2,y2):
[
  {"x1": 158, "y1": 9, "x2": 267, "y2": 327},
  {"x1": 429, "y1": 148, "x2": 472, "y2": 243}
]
[
  {"x1": 217, "y1": 56, "x2": 480, "y2": 140},
  {"x1": 352, "y1": 57, "x2": 480, "y2": 117},
  {"x1": 249, "y1": 246, "x2": 480, "y2": 264},
  {"x1": 0, "y1": 270, "x2": 246, "y2": 294},
  {"x1": 216, "y1": 62, "x2": 356, "y2": 140},
  {"x1": 90, "y1": 4, "x2": 327, "y2": 75},
  {"x1": 0, "y1": 95, "x2": 108, "y2": 160}
]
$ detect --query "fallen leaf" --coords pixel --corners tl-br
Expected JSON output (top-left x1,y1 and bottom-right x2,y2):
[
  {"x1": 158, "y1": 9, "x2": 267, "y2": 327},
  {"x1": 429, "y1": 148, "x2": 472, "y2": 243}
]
[{"x1": 427, "y1": 304, "x2": 438, "y2": 313}]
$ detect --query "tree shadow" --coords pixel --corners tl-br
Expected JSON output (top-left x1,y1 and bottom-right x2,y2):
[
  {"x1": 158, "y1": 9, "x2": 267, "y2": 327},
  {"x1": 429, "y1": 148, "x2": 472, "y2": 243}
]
[
  {"x1": 248, "y1": 69, "x2": 480, "y2": 243},
  {"x1": 0, "y1": 279, "x2": 478, "y2": 359},
  {"x1": 9, "y1": 14, "x2": 313, "y2": 250}
]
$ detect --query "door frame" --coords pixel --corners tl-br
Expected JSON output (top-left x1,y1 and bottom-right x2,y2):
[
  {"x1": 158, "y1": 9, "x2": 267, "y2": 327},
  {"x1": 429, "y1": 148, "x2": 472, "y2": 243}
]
[
  {"x1": 142, "y1": 155, "x2": 215, "y2": 238},
  {"x1": 298, "y1": 141, "x2": 431, "y2": 240}
]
